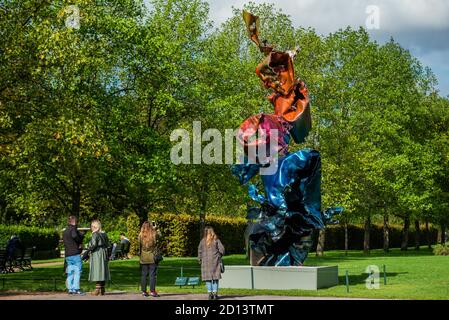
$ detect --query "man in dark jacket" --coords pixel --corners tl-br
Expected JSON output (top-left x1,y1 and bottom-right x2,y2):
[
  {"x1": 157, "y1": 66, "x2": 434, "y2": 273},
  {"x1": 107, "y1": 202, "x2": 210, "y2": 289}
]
[{"x1": 63, "y1": 215, "x2": 85, "y2": 295}]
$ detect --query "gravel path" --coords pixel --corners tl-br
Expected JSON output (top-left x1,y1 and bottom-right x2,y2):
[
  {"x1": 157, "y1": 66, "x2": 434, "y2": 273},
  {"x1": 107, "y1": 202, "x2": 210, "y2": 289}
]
[{"x1": 0, "y1": 291, "x2": 377, "y2": 300}]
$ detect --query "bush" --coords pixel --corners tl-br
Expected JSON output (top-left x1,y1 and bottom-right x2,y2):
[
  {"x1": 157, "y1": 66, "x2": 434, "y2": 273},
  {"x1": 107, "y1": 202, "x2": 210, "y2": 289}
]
[
  {"x1": 0, "y1": 224, "x2": 59, "y2": 251},
  {"x1": 82, "y1": 229, "x2": 123, "y2": 247},
  {"x1": 126, "y1": 213, "x2": 140, "y2": 256},
  {"x1": 149, "y1": 213, "x2": 247, "y2": 257},
  {"x1": 205, "y1": 215, "x2": 247, "y2": 254},
  {"x1": 433, "y1": 244, "x2": 449, "y2": 256},
  {"x1": 145, "y1": 214, "x2": 439, "y2": 256}
]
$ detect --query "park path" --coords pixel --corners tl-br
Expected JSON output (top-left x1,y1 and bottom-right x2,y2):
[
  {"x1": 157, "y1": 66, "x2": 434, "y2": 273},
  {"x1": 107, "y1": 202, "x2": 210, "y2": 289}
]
[
  {"x1": 0, "y1": 291, "x2": 378, "y2": 300},
  {"x1": 31, "y1": 261, "x2": 64, "y2": 267}
]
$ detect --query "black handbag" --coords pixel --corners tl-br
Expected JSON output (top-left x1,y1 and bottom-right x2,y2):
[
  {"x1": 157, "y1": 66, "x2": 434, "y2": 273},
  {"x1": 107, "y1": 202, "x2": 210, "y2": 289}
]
[
  {"x1": 154, "y1": 248, "x2": 163, "y2": 264},
  {"x1": 155, "y1": 253, "x2": 163, "y2": 264},
  {"x1": 81, "y1": 250, "x2": 90, "y2": 262},
  {"x1": 220, "y1": 259, "x2": 225, "y2": 273}
]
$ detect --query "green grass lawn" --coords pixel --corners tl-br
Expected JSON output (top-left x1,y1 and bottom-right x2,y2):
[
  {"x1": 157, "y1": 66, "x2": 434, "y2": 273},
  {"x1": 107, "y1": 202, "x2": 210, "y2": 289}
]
[{"x1": 1, "y1": 247, "x2": 448, "y2": 299}]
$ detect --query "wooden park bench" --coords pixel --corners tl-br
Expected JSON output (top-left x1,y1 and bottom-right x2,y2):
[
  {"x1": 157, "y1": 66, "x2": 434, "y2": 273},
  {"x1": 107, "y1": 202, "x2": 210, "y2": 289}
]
[
  {"x1": 112, "y1": 243, "x2": 124, "y2": 260},
  {"x1": 5, "y1": 247, "x2": 34, "y2": 272},
  {"x1": 0, "y1": 248, "x2": 9, "y2": 274},
  {"x1": 111, "y1": 242, "x2": 130, "y2": 260},
  {"x1": 18, "y1": 247, "x2": 34, "y2": 270}
]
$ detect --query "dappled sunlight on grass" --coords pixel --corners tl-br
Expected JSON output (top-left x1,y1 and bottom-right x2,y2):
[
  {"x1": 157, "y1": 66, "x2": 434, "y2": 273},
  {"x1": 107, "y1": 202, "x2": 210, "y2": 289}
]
[{"x1": 2, "y1": 248, "x2": 448, "y2": 299}]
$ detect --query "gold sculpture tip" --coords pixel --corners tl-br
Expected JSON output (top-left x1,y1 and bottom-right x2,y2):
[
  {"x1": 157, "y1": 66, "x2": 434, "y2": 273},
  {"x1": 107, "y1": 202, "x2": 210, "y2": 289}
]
[{"x1": 242, "y1": 10, "x2": 261, "y2": 47}]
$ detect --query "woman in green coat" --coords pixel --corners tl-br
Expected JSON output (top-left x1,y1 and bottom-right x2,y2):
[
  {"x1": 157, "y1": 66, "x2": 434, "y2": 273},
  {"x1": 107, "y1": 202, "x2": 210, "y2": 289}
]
[{"x1": 86, "y1": 220, "x2": 110, "y2": 296}]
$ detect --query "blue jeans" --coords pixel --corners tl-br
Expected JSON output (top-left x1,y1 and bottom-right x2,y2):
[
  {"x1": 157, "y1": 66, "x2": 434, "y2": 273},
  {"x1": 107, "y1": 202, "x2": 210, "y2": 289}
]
[
  {"x1": 206, "y1": 280, "x2": 219, "y2": 293},
  {"x1": 66, "y1": 255, "x2": 82, "y2": 292}
]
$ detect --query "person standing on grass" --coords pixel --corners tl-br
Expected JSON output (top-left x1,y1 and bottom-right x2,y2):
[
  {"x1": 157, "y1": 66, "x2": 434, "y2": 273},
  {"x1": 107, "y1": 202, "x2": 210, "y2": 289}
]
[
  {"x1": 63, "y1": 215, "x2": 85, "y2": 295},
  {"x1": 198, "y1": 226, "x2": 225, "y2": 300},
  {"x1": 85, "y1": 220, "x2": 111, "y2": 296},
  {"x1": 139, "y1": 221, "x2": 161, "y2": 297}
]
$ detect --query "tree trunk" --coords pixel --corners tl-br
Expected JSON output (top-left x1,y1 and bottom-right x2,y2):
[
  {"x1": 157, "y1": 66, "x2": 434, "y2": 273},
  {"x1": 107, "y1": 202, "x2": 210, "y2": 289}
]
[
  {"x1": 344, "y1": 223, "x2": 348, "y2": 256},
  {"x1": 425, "y1": 221, "x2": 431, "y2": 249},
  {"x1": 401, "y1": 216, "x2": 410, "y2": 251},
  {"x1": 363, "y1": 215, "x2": 370, "y2": 254},
  {"x1": 383, "y1": 214, "x2": 390, "y2": 253},
  {"x1": 414, "y1": 220, "x2": 420, "y2": 250},
  {"x1": 437, "y1": 228, "x2": 442, "y2": 244},
  {"x1": 316, "y1": 229, "x2": 325, "y2": 257},
  {"x1": 135, "y1": 206, "x2": 147, "y2": 225},
  {"x1": 440, "y1": 225, "x2": 446, "y2": 245},
  {"x1": 71, "y1": 181, "x2": 81, "y2": 218}
]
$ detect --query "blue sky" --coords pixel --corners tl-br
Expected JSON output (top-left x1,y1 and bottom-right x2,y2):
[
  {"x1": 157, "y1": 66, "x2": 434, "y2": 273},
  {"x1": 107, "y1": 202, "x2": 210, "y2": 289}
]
[{"x1": 205, "y1": 0, "x2": 449, "y2": 97}]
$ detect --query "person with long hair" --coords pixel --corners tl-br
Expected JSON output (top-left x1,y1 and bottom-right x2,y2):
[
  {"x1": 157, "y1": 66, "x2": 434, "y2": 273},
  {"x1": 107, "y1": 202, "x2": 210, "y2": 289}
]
[
  {"x1": 139, "y1": 221, "x2": 161, "y2": 297},
  {"x1": 85, "y1": 220, "x2": 110, "y2": 296},
  {"x1": 198, "y1": 226, "x2": 225, "y2": 300}
]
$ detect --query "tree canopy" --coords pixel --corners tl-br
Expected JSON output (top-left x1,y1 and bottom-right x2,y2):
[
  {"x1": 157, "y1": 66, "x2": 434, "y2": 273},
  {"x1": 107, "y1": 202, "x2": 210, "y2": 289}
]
[{"x1": 1, "y1": 0, "x2": 448, "y2": 236}]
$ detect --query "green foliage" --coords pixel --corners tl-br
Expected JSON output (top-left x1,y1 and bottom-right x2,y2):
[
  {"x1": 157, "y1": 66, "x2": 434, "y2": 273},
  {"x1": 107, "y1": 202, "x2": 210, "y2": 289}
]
[
  {"x1": 0, "y1": 0, "x2": 448, "y2": 249},
  {"x1": 433, "y1": 244, "x2": 449, "y2": 256},
  {"x1": 82, "y1": 229, "x2": 123, "y2": 247},
  {"x1": 150, "y1": 213, "x2": 246, "y2": 257},
  {"x1": 0, "y1": 224, "x2": 59, "y2": 251},
  {"x1": 126, "y1": 213, "x2": 140, "y2": 256}
]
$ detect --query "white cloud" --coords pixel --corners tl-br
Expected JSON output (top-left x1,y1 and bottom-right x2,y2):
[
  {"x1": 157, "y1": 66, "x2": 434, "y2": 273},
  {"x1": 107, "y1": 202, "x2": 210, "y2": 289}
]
[{"x1": 208, "y1": 0, "x2": 449, "y2": 31}]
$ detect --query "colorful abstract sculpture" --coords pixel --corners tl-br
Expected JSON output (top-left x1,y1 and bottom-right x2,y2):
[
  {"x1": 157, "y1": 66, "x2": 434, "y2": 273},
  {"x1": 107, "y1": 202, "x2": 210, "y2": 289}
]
[{"x1": 232, "y1": 11, "x2": 342, "y2": 266}]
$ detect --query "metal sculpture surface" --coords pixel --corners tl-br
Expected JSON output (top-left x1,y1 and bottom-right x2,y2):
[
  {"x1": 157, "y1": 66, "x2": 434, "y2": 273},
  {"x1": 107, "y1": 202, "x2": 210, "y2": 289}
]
[{"x1": 232, "y1": 11, "x2": 342, "y2": 266}]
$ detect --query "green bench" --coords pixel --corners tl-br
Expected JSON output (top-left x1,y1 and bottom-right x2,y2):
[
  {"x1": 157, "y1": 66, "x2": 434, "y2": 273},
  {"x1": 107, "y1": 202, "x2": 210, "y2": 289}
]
[{"x1": 175, "y1": 276, "x2": 200, "y2": 288}]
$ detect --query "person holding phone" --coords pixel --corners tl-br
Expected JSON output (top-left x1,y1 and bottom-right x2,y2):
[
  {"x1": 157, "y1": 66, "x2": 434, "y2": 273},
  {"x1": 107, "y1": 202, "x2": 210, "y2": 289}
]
[{"x1": 139, "y1": 221, "x2": 161, "y2": 297}]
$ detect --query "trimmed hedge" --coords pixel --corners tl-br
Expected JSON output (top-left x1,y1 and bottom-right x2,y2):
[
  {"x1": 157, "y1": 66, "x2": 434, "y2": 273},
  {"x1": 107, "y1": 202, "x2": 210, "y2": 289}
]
[
  {"x1": 149, "y1": 213, "x2": 247, "y2": 257},
  {"x1": 126, "y1": 213, "x2": 140, "y2": 256},
  {"x1": 145, "y1": 215, "x2": 438, "y2": 256},
  {"x1": 0, "y1": 225, "x2": 59, "y2": 251},
  {"x1": 311, "y1": 224, "x2": 439, "y2": 251},
  {"x1": 82, "y1": 230, "x2": 123, "y2": 247},
  {"x1": 125, "y1": 215, "x2": 438, "y2": 257}
]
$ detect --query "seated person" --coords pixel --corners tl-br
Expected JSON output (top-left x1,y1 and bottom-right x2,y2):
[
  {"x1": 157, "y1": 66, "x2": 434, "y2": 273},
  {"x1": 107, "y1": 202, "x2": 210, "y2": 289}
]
[
  {"x1": 120, "y1": 233, "x2": 130, "y2": 259},
  {"x1": 110, "y1": 233, "x2": 130, "y2": 260},
  {"x1": 6, "y1": 234, "x2": 24, "y2": 258}
]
